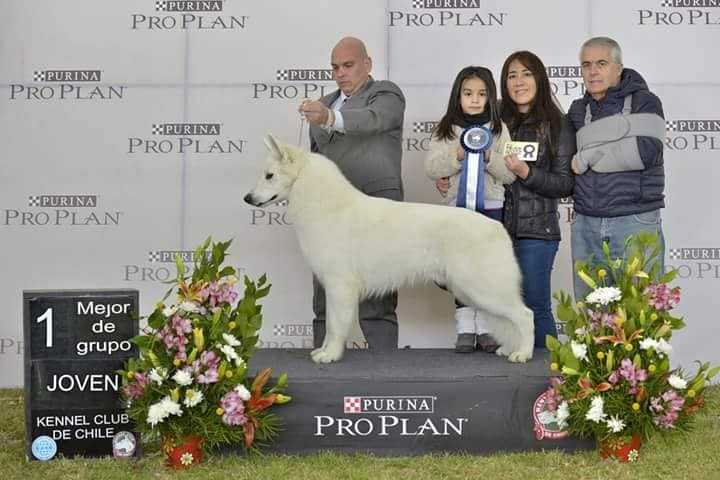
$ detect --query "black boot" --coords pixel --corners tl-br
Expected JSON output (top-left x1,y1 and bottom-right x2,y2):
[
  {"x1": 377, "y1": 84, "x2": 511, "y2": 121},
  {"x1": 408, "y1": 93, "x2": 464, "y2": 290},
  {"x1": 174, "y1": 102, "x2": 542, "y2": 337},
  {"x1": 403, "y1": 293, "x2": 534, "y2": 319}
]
[{"x1": 359, "y1": 318, "x2": 398, "y2": 352}]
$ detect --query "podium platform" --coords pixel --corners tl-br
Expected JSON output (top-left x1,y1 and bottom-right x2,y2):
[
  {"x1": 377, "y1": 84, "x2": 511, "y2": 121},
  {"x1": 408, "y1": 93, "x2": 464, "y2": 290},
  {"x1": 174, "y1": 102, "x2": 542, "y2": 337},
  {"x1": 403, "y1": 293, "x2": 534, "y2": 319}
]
[{"x1": 243, "y1": 349, "x2": 594, "y2": 456}]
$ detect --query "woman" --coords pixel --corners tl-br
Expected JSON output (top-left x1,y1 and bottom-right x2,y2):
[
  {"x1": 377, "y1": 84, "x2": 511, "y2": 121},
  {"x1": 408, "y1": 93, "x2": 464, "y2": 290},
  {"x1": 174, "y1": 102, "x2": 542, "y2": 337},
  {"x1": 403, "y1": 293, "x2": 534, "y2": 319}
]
[{"x1": 500, "y1": 51, "x2": 576, "y2": 348}]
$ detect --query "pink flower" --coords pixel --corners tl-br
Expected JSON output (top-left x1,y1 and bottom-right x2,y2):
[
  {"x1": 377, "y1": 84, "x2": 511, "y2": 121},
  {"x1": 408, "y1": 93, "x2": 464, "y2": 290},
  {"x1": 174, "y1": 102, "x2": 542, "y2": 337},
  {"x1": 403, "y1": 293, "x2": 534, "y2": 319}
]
[
  {"x1": 123, "y1": 372, "x2": 149, "y2": 400},
  {"x1": 220, "y1": 390, "x2": 248, "y2": 426},
  {"x1": 645, "y1": 283, "x2": 681, "y2": 311},
  {"x1": 193, "y1": 350, "x2": 221, "y2": 384},
  {"x1": 650, "y1": 389, "x2": 685, "y2": 429},
  {"x1": 613, "y1": 358, "x2": 648, "y2": 394},
  {"x1": 588, "y1": 310, "x2": 617, "y2": 331}
]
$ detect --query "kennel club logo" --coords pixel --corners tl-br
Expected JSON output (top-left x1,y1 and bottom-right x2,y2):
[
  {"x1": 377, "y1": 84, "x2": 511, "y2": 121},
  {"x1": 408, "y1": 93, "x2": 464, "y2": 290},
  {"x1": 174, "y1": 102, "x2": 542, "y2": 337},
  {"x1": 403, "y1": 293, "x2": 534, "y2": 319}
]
[
  {"x1": 666, "y1": 247, "x2": 720, "y2": 280},
  {"x1": 1, "y1": 195, "x2": 123, "y2": 228},
  {"x1": 315, "y1": 395, "x2": 468, "y2": 437},
  {"x1": 9, "y1": 70, "x2": 125, "y2": 101},
  {"x1": 405, "y1": 120, "x2": 438, "y2": 152},
  {"x1": 546, "y1": 66, "x2": 585, "y2": 99},
  {"x1": 665, "y1": 119, "x2": 720, "y2": 152},
  {"x1": 128, "y1": 123, "x2": 247, "y2": 155},
  {"x1": 122, "y1": 249, "x2": 242, "y2": 282},
  {"x1": 131, "y1": 1, "x2": 249, "y2": 30},
  {"x1": 638, "y1": 0, "x2": 720, "y2": 26},
  {"x1": 389, "y1": 0, "x2": 508, "y2": 28},
  {"x1": 252, "y1": 68, "x2": 335, "y2": 100}
]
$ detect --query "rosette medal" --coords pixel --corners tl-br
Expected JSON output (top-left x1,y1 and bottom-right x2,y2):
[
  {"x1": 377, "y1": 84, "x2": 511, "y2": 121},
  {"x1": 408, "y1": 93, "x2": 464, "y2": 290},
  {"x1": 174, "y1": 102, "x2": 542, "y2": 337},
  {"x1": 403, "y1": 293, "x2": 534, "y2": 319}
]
[{"x1": 457, "y1": 125, "x2": 492, "y2": 212}]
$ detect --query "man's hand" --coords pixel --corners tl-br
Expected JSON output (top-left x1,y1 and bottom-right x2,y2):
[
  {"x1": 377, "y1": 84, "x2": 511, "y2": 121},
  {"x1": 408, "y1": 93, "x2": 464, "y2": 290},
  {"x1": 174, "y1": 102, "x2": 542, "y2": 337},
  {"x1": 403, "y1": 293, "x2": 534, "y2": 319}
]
[
  {"x1": 571, "y1": 156, "x2": 581, "y2": 175},
  {"x1": 504, "y1": 154, "x2": 530, "y2": 180},
  {"x1": 299, "y1": 100, "x2": 331, "y2": 126},
  {"x1": 435, "y1": 177, "x2": 450, "y2": 197}
]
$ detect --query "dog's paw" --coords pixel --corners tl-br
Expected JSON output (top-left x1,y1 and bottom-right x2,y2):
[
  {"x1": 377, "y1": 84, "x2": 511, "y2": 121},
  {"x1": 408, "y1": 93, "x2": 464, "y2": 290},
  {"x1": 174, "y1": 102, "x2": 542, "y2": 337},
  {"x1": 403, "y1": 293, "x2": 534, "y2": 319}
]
[
  {"x1": 495, "y1": 344, "x2": 512, "y2": 358},
  {"x1": 310, "y1": 345, "x2": 344, "y2": 364},
  {"x1": 508, "y1": 350, "x2": 532, "y2": 363}
]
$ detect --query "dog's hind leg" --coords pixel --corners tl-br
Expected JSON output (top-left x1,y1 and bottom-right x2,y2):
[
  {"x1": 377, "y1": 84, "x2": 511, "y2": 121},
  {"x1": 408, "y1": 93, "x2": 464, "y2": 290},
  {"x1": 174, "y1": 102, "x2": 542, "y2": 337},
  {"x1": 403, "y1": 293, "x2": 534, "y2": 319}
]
[{"x1": 310, "y1": 282, "x2": 360, "y2": 364}]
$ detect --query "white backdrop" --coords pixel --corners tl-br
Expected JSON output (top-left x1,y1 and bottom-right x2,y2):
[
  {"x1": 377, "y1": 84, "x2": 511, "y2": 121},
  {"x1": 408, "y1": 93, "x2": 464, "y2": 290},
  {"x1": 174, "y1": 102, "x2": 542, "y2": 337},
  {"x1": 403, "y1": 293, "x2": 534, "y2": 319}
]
[{"x1": 2, "y1": 0, "x2": 718, "y2": 387}]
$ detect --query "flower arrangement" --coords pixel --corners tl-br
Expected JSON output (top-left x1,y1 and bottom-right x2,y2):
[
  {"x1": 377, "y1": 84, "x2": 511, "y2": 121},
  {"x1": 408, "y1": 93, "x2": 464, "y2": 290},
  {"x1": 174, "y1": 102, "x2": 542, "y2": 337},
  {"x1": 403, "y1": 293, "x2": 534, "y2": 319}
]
[
  {"x1": 545, "y1": 232, "x2": 717, "y2": 461},
  {"x1": 120, "y1": 238, "x2": 290, "y2": 465}
]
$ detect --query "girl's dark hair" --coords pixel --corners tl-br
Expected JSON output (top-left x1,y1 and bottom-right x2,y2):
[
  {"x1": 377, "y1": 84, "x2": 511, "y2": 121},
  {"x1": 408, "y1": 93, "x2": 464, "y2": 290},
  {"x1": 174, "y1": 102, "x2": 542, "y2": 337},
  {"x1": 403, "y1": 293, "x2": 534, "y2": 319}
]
[
  {"x1": 500, "y1": 51, "x2": 563, "y2": 155},
  {"x1": 434, "y1": 66, "x2": 502, "y2": 141}
]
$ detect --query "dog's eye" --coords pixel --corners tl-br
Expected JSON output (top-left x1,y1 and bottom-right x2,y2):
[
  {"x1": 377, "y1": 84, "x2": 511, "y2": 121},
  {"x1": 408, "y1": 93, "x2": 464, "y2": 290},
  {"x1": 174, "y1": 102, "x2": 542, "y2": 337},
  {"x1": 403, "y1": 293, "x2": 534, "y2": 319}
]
[{"x1": 265, "y1": 173, "x2": 274, "y2": 180}]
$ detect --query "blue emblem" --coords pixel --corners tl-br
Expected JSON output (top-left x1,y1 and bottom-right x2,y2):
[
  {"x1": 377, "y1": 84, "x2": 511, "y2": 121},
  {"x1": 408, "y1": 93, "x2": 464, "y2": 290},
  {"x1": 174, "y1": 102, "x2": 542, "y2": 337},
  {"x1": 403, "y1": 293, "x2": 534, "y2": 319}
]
[
  {"x1": 31, "y1": 435, "x2": 57, "y2": 461},
  {"x1": 460, "y1": 125, "x2": 492, "y2": 153}
]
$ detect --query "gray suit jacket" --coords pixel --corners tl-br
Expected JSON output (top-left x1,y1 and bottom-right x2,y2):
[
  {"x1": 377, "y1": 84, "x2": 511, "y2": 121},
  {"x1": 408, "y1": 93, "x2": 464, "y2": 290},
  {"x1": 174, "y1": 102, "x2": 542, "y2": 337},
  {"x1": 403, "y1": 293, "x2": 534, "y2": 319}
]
[{"x1": 309, "y1": 78, "x2": 405, "y2": 199}]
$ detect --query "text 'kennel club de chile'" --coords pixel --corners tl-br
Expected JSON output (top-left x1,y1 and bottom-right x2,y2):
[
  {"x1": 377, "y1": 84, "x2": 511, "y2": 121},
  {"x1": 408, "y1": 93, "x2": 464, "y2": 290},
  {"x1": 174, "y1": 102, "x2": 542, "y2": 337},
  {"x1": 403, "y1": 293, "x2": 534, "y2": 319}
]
[{"x1": 245, "y1": 134, "x2": 534, "y2": 364}]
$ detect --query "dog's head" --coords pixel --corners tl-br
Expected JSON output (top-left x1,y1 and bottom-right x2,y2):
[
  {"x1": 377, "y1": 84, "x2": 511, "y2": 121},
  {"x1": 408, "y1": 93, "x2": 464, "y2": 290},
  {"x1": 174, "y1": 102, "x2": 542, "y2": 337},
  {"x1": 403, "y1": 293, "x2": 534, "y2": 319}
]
[{"x1": 244, "y1": 134, "x2": 301, "y2": 208}]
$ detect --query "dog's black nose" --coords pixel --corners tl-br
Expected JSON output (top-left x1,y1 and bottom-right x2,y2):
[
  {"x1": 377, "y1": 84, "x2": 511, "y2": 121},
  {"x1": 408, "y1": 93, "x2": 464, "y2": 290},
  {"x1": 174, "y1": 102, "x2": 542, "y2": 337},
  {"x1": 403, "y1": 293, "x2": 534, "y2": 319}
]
[{"x1": 243, "y1": 193, "x2": 254, "y2": 205}]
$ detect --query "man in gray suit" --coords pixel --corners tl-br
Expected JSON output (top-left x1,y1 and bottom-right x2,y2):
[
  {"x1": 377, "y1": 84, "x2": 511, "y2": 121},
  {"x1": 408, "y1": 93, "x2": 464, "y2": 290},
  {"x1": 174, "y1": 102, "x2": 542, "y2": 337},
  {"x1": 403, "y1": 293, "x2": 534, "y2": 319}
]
[{"x1": 299, "y1": 36, "x2": 406, "y2": 352}]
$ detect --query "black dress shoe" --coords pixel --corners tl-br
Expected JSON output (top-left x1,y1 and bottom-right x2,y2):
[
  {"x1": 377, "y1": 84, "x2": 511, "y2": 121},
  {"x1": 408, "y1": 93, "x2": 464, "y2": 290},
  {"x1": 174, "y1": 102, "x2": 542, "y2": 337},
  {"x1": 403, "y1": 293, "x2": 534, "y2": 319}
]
[{"x1": 476, "y1": 333, "x2": 500, "y2": 353}]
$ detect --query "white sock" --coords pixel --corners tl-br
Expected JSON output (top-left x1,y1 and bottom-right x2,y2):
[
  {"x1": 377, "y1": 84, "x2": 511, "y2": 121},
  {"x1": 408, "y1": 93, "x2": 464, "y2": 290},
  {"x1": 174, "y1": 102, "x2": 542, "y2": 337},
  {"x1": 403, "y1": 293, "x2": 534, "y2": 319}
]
[
  {"x1": 455, "y1": 307, "x2": 476, "y2": 334},
  {"x1": 474, "y1": 310, "x2": 490, "y2": 335}
]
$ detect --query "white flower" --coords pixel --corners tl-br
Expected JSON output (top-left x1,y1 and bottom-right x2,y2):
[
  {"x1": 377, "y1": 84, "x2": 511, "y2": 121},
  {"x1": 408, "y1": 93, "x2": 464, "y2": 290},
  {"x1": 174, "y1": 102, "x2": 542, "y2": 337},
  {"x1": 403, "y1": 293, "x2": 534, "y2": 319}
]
[
  {"x1": 639, "y1": 337, "x2": 659, "y2": 351},
  {"x1": 180, "y1": 452, "x2": 194, "y2": 466},
  {"x1": 656, "y1": 338, "x2": 673, "y2": 356},
  {"x1": 235, "y1": 357, "x2": 246, "y2": 369},
  {"x1": 585, "y1": 396, "x2": 607, "y2": 423},
  {"x1": 234, "y1": 384, "x2": 251, "y2": 401},
  {"x1": 223, "y1": 333, "x2": 242, "y2": 347},
  {"x1": 575, "y1": 327, "x2": 588, "y2": 337},
  {"x1": 219, "y1": 275, "x2": 239, "y2": 285},
  {"x1": 163, "y1": 305, "x2": 178, "y2": 317},
  {"x1": 606, "y1": 414, "x2": 626, "y2": 433},
  {"x1": 172, "y1": 369, "x2": 193, "y2": 387},
  {"x1": 220, "y1": 344, "x2": 240, "y2": 363},
  {"x1": 183, "y1": 389, "x2": 204, "y2": 408},
  {"x1": 159, "y1": 396, "x2": 183, "y2": 417},
  {"x1": 180, "y1": 301, "x2": 201, "y2": 313},
  {"x1": 668, "y1": 374, "x2": 687, "y2": 390},
  {"x1": 585, "y1": 286, "x2": 622, "y2": 306},
  {"x1": 149, "y1": 367, "x2": 167, "y2": 386},
  {"x1": 556, "y1": 401, "x2": 570, "y2": 430},
  {"x1": 146, "y1": 396, "x2": 183, "y2": 427},
  {"x1": 571, "y1": 341, "x2": 589, "y2": 362}
]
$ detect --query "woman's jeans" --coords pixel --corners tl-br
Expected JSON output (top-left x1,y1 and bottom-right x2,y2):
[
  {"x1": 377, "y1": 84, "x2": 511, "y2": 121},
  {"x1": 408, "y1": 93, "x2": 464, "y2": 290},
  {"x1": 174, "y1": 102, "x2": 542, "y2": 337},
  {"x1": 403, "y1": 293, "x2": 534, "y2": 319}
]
[{"x1": 514, "y1": 239, "x2": 559, "y2": 348}]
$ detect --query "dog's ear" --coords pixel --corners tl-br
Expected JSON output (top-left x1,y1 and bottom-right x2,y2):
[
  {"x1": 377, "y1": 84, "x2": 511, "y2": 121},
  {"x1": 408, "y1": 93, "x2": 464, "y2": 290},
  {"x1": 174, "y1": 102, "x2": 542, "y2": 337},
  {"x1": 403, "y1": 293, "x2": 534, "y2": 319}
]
[{"x1": 263, "y1": 134, "x2": 285, "y2": 160}]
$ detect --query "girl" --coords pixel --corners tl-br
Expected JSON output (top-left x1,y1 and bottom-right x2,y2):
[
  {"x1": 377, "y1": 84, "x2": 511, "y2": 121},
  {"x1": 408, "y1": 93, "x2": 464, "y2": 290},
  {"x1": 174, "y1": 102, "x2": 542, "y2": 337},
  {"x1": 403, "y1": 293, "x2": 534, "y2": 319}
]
[
  {"x1": 499, "y1": 51, "x2": 576, "y2": 348},
  {"x1": 425, "y1": 66, "x2": 515, "y2": 353}
]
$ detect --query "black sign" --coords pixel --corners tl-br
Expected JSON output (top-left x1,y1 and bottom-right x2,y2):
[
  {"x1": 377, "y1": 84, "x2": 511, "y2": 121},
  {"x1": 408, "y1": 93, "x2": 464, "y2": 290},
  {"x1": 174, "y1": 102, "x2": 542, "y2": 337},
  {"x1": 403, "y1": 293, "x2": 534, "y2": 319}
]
[{"x1": 23, "y1": 290, "x2": 139, "y2": 460}]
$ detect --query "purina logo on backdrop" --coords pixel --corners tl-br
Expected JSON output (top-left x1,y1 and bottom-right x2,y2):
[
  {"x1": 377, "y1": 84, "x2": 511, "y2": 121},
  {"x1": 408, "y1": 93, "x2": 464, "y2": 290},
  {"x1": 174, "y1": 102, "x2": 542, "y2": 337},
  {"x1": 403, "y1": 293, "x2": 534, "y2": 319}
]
[
  {"x1": 249, "y1": 204, "x2": 292, "y2": 226},
  {"x1": 257, "y1": 324, "x2": 367, "y2": 349},
  {"x1": 404, "y1": 120, "x2": 438, "y2": 152},
  {"x1": 1, "y1": 195, "x2": 123, "y2": 227},
  {"x1": 638, "y1": 0, "x2": 720, "y2": 26},
  {"x1": 665, "y1": 119, "x2": 720, "y2": 152},
  {"x1": 9, "y1": 70, "x2": 125, "y2": 101},
  {"x1": 128, "y1": 123, "x2": 247, "y2": 155},
  {"x1": 123, "y1": 249, "x2": 244, "y2": 282},
  {"x1": 131, "y1": 0, "x2": 249, "y2": 30},
  {"x1": 252, "y1": 68, "x2": 334, "y2": 100},
  {"x1": 389, "y1": 0, "x2": 508, "y2": 28},
  {"x1": 547, "y1": 66, "x2": 585, "y2": 99},
  {"x1": 667, "y1": 247, "x2": 720, "y2": 280},
  {"x1": 315, "y1": 395, "x2": 468, "y2": 437}
]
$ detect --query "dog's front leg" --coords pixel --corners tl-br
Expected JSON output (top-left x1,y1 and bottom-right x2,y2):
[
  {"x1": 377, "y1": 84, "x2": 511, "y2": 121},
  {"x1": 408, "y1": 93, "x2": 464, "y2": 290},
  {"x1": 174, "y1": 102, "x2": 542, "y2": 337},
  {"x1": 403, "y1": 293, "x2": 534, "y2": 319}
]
[{"x1": 311, "y1": 283, "x2": 359, "y2": 364}]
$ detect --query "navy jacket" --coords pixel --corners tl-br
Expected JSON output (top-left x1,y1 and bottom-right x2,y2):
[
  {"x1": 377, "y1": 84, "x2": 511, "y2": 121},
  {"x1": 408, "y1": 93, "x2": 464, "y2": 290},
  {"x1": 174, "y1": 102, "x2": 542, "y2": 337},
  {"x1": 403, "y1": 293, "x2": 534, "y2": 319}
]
[{"x1": 567, "y1": 69, "x2": 665, "y2": 217}]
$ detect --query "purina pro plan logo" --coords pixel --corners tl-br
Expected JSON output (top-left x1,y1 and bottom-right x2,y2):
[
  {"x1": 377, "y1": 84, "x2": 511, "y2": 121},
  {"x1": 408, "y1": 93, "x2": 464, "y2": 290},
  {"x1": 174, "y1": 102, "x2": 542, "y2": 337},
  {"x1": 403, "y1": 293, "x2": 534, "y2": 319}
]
[
  {"x1": 131, "y1": 0, "x2": 249, "y2": 30},
  {"x1": 638, "y1": 0, "x2": 720, "y2": 26},
  {"x1": 389, "y1": 0, "x2": 508, "y2": 28},
  {"x1": 665, "y1": 119, "x2": 720, "y2": 151},
  {"x1": 10, "y1": 69, "x2": 125, "y2": 101},
  {"x1": 314, "y1": 395, "x2": 468, "y2": 437},
  {"x1": 252, "y1": 68, "x2": 335, "y2": 100}
]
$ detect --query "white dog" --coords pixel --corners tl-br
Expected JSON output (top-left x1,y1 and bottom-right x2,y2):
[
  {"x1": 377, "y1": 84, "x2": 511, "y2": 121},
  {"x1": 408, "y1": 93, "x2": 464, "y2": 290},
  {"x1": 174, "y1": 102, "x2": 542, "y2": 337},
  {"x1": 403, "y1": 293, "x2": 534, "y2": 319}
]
[{"x1": 245, "y1": 134, "x2": 534, "y2": 364}]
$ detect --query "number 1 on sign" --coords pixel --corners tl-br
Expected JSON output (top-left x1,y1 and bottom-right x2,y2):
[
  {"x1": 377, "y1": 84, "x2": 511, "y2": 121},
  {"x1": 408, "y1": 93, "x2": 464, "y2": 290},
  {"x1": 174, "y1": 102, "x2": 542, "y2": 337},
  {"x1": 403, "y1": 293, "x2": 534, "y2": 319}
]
[{"x1": 37, "y1": 308, "x2": 53, "y2": 348}]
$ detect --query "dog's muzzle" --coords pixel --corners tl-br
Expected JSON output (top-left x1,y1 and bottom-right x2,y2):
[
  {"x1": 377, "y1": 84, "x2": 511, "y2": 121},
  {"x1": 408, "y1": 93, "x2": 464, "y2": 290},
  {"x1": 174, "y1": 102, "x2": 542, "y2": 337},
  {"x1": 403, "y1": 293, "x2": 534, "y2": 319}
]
[{"x1": 244, "y1": 193, "x2": 277, "y2": 207}]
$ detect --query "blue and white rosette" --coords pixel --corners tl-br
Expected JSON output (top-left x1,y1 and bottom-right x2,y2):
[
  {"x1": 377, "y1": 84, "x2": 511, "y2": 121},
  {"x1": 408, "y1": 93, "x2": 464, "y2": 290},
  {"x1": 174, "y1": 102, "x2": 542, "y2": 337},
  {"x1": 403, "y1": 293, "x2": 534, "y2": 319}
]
[{"x1": 456, "y1": 125, "x2": 492, "y2": 212}]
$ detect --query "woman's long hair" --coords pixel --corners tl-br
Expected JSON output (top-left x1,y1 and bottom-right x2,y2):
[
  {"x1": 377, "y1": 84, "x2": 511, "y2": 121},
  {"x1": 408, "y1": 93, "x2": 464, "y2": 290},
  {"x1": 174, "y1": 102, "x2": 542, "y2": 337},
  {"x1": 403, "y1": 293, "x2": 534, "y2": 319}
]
[
  {"x1": 500, "y1": 51, "x2": 563, "y2": 155},
  {"x1": 434, "y1": 66, "x2": 502, "y2": 141}
]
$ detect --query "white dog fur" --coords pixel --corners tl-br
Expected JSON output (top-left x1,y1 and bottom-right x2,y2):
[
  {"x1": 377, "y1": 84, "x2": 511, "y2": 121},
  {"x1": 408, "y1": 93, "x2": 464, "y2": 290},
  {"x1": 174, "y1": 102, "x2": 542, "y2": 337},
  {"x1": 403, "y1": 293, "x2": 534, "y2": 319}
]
[{"x1": 245, "y1": 134, "x2": 534, "y2": 364}]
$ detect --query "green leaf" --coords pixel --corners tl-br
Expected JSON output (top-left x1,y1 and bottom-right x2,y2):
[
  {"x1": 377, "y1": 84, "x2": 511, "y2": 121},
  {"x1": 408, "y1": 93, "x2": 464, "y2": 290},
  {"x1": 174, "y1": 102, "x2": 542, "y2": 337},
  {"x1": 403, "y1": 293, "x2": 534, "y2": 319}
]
[
  {"x1": 660, "y1": 269, "x2": 678, "y2": 284},
  {"x1": 705, "y1": 366, "x2": 720, "y2": 380},
  {"x1": 546, "y1": 335, "x2": 561, "y2": 352},
  {"x1": 148, "y1": 309, "x2": 165, "y2": 329}
]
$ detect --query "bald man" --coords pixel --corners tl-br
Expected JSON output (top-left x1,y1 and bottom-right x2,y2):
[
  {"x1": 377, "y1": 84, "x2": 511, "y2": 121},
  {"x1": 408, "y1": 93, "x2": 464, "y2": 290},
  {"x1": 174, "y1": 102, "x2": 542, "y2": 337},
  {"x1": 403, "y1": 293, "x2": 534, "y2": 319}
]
[{"x1": 299, "y1": 37, "x2": 406, "y2": 352}]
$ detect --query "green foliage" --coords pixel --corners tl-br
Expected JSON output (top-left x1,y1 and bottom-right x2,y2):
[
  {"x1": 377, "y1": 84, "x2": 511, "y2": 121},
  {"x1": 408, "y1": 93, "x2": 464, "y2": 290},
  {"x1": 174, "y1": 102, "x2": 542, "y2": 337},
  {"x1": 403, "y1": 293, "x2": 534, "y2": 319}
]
[
  {"x1": 545, "y1": 233, "x2": 715, "y2": 443},
  {"x1": 119, "y1": 237, "x2": 289, "y2": 452}
]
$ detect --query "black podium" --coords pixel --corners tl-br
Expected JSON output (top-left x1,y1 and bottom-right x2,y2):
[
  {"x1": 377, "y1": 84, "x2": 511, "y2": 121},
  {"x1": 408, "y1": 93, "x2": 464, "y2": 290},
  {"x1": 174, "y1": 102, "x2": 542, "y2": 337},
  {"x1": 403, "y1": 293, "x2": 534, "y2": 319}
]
[{"x1": 244, "y1": 349, "x2": 593, "y2": 456}]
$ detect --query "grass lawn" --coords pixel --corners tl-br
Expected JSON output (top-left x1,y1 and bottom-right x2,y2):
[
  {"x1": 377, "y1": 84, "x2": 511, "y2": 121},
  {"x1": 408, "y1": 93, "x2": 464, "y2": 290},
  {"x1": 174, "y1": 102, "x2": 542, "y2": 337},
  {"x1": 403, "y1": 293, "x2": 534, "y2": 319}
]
[{"x1": 2, "y1": 387, "x2": 718, "y2": 480}]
